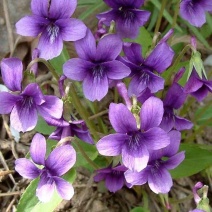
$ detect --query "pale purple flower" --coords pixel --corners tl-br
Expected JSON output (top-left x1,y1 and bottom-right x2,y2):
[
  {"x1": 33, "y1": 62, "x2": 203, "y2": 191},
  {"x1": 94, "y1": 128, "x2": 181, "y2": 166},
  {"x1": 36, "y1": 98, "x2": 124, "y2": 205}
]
[
  {"x1": 184, "y1": 69, "x2": 212, "y2": 102},
  {"x1": 0, "y1": 58, "x2": 63, "y2": 132},
  {"x1": 63, "y1": 29, "x2": 131, "y2": 101},
  {"x1": 49, "y1": 118, "x2": 94, "y2": 145},
  {"x1": 125, "y1": 130, "x2": 185, "y2": 194},
  {"x1": 121, "y1": 41, "x2": 174, "y2": 97},
  {"x1": 180, "y1": 0, "x2": 212, "y2": 27},
  {"x1": 94, "y1": 163, "x2": 130, "y2": 193},
  {"x1": 15, "y1": 133, "x2": 76, "y2": 202},
  {"x1": 160, "y1": 83, "x2": 193, "y2": 132},
  {"x1": 97, "y1": 97, "x2": 170, "y2": 172},
  {"x1": 97, "y1": 0, "x2": 151, "y2": 39},
  {"x1": 16, "y1": 0, "x2": 87, "y2": 60}
]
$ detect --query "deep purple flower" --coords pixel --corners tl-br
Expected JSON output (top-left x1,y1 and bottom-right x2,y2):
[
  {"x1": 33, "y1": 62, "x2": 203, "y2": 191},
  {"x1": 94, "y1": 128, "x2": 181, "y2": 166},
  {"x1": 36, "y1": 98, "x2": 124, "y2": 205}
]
[
  {"x1": 0, "y1": 58, "x2": 63, "y2": 132},
  {"x1": 160, "y1": 83, "x2": 193, "y2": 132},
  {"x1": 94, "y1": 163, "x2": 130, "y2": 193},
  {"x1": 121, "y1": 41, "x2": 174, "y2": 97},
  {"x1": 16, "y1": 0, "x2": 87, "y2": 60},
  {"x1": 15, "y1": 133, "x2": 76, "y2": 202},
  {"x1": 97, "y1": 0, "x2": 151, "y2": 39},
  {"x1": 125, "y1": 130, "x2": 185, "y2": 194},
  {"x1": 97, "y1": 97, "x2": 170, "y2": 172},
  {"x1": 63, "y1": 29, "x2": 131, "y2": 101},
  {"x1": 49, "y1": 118, "x2": 94, "y2": 145},
  {"x1": 180, "y1": 0, "x2": 212, "y2": 27},
  {"x1": 184, "y1": 69, "x2": 212, "y2": 102}
]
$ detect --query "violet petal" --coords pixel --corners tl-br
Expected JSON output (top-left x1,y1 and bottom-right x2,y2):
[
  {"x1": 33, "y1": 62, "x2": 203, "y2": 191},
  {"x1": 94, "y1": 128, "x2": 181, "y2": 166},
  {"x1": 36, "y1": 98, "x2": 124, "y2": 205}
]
[
  {"x1": 38, "y1": 95, "x2": 63, "y2": 119},
  {"x1": 142, "y1": 127, "x2": 170, "y2": 150},
  {"x1": 49, "y1": 0, "x2": 77, "y2": 19},
  {"x1": 141, "y1": 97, "x2": 164, "y2": 131},
  {"x1": 16, "y1": 15, "x2": 48, "y2": 37},
  {"x1": 96, "y1": 34, "x2": 122, "y2": 61},
  {"x1": 164, "y1": 83, "x2": 187, "y2": 109},
  {"x1": 163, "y1": 130, "x2": 181, "y2": 157},
  {"x1": 36, "y1": 174, "x2": 55, "y2": 202},
  {"x1": 74, "y1": 29, "x2": 96, "y2": 61},
  {"x1": 38, "y1": 30, "x2": 63, "y2": 60},
  {"x1": 123, "y1": 42, "x2": 144, "y2": 65},
  {"x1": 97, "y1": 133, "x2": 128, "y2": 156},
  {"x1": 148, "y1": 168, "x2": 173, "y2": 194},
  {"x1": 31, "y1": 0, "x2": 49, "y2": 17},
  {"x1": 122, "y1": 142, "x2": 149, "y2": 172},
  {"x1": 180, "y1": 0, "x2": 206, "y2": 27},
  {"x1": 45, "y1": 144, "x2": 76, "y2": 176},
  {"x1": 15, "y1": 158, "x2": 40, "y2": 179},
  {"x1": 22, "y1": 83, "x2": 45, "y2": 105},
  {"x1": 54, "y1": 176, "x2": 74, "y2": 200},
  {"x1": 175, "y1": 116, "x2": 193, "y2": 131},
  {"x1": 145, "y1": 42, "x2": 174, "y2": 74},
  {"x1": 164, "y1": 151, "x2": 185, "y2": 170},
  {"x1": 105, "y1": 61, "x2": 131, "y2": 80},
  {"x1": 57, "y1": 18, "x2": 87, "y2": 41},
  {"x1": 83, "y1": 71, "x2": 108, "y2": 101},
  {"x1": 109, "y1": 103, "x2": 137, "y2": 133},
  {"x1": 1, "y1": 58, "x2": 23, "y2": 92},
  {"x1": 0, "y1": 92, "x2": 21, "y2": 114},
  {"x1": 124, "y1": 168, "x2": 149, "y2": 185},
  {"x1": 105, "y1": 173, "x2": 125, "y2": 193},
  {"x1": 10, "y1": 99, "x2": 38, "y2": 132},
  {"x1": 63, "y1": 58, "x2": 93, "y2": 81},
  {"x1": 30, "y1": 133, "x2": 46, "y2": 165}
]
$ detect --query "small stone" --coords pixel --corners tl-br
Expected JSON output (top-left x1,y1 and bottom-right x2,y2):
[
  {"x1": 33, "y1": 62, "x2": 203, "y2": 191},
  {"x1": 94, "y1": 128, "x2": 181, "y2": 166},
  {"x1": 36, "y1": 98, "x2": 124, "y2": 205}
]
[{"x1": 0, "y1": 17, "x2": 5, "y2": 25}]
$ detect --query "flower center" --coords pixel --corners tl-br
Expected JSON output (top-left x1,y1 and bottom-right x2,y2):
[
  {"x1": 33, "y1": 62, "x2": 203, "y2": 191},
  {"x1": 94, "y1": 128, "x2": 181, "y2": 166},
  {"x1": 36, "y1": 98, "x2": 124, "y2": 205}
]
[
  {"x1": 92, "y1": 64, "x2": 105, "y2": 79},
  {"x1": 119, "y1": 8, "x2": 136, "y2": 23},
  {"x1": 47, "y1": 23, "x2": 59, "y2": 44},
  {"x1": 21, "y1": 95, "x2": 34, "y2": 108},
  {"x1": 150, "y1": 160, "x2": 162, "y2": 174},
  {"x1": 127, "y1": 132, "x2": 142, "y2": 151}
]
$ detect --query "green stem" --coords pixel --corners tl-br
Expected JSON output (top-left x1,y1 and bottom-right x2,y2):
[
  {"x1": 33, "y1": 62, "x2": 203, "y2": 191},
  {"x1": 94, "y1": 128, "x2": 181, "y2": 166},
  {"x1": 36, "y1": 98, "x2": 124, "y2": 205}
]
[
  {"x1": 27, "y1": 58, "x2": 59, "y2": 81},
  {"x1": 89, "y1": 110, "x2": 108, "y2": 120},
  {"x1": 69, "y1": 83, "x2": 99, "y2": 141},
  {"x1": 75, "y1": 141, "x2": 99, "y2": 169},
  {"x1": 154, "y1": 0, "x2": 168, "y2": 36},
  {"x1": 171, "y1": 0, "x2": 180, "y2": 29},
  {"x1": 166, "y1": 44, "x2": 191, "y2": 85},
  {"x1": 194, "y1": 100, "x2": 212, "y2": 121}
]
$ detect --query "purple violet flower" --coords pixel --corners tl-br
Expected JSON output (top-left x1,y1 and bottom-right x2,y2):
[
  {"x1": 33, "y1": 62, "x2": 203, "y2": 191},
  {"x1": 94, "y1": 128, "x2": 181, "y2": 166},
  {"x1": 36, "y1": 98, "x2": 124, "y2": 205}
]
[
  {"x1": 97, "y1": 0, "x2": 151, "y2": 39},
  {"x1": 16, "y1": 0, "x2": 87, "y2": 60},
  {"x1": 184, "y1": 69, "x2": 212, "y2": 102},
  {"x1": 180, "y1": 0, "x2": 212, "y2": 27},
  {"x1": 96, "y1": 97, "x2": 170, "y2": 172},
  {"x1": 160, "y1": 83, "x2": 193, "y2": 132},
  {"x1": 0, "y1": 58, "x2": 63, "y2": 132},
  {"x1": 121, "y1": 41, "x2": 174, "y2": 97},
  {"x1": 49, "y1": 118, "x2": 94, "y2": 145},
  {"x1": 15, "y1": 133, "x2": 76, "y2": 202},
  {"x1": 125, "y1": 130, "x2": 185, "y2": 194},
  {"x1": 94, "y1": 163, "x2": 130, "y2": 193},
  {"x1": 63, "y1": 29, "x2": 131, "y2": 101}
]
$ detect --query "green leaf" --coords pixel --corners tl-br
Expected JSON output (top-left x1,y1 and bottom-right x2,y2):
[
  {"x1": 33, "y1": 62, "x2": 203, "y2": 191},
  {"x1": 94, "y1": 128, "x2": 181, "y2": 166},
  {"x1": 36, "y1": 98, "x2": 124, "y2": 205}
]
[
  {"x1": 150, "y1": 0, "x2": 182, "y2": 32},
  {"x1": 35, "y1": 117, "x2": 55, "y2": 135},
  {"x1": 181, "y1": 19, "x2": 211, "y2": 49},
  {"x1": 17, "y1": 169, "x2": 76, "y2": 212},
  {"x1": 124, "y1": 27, "x2": 152, "y2": 56},
  {"x1": 72, "y1": 139, "x2": 98, "y2": 167},
  {"x1": 195, "y1": 106, "x2": 212, "y2": 126},
  {"x1": 170, "y1": 144, "x2": 212, "y2": 179},
  {"x1": 49, "y1": 47, "x2": 70, "y2": 75},
  {"x1": 79, "y1": 0, "x2": 105, "y2": 21},
  {"x1": 130, "y1": 207, "x2": 150, "y2": 212}
]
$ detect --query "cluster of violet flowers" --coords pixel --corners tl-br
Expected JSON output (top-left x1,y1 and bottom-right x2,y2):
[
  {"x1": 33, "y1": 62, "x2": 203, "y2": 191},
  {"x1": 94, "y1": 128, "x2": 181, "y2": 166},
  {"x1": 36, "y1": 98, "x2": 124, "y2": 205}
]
[{"x1": 0, "y1": 0, "x2": 212, "y2": 205}]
